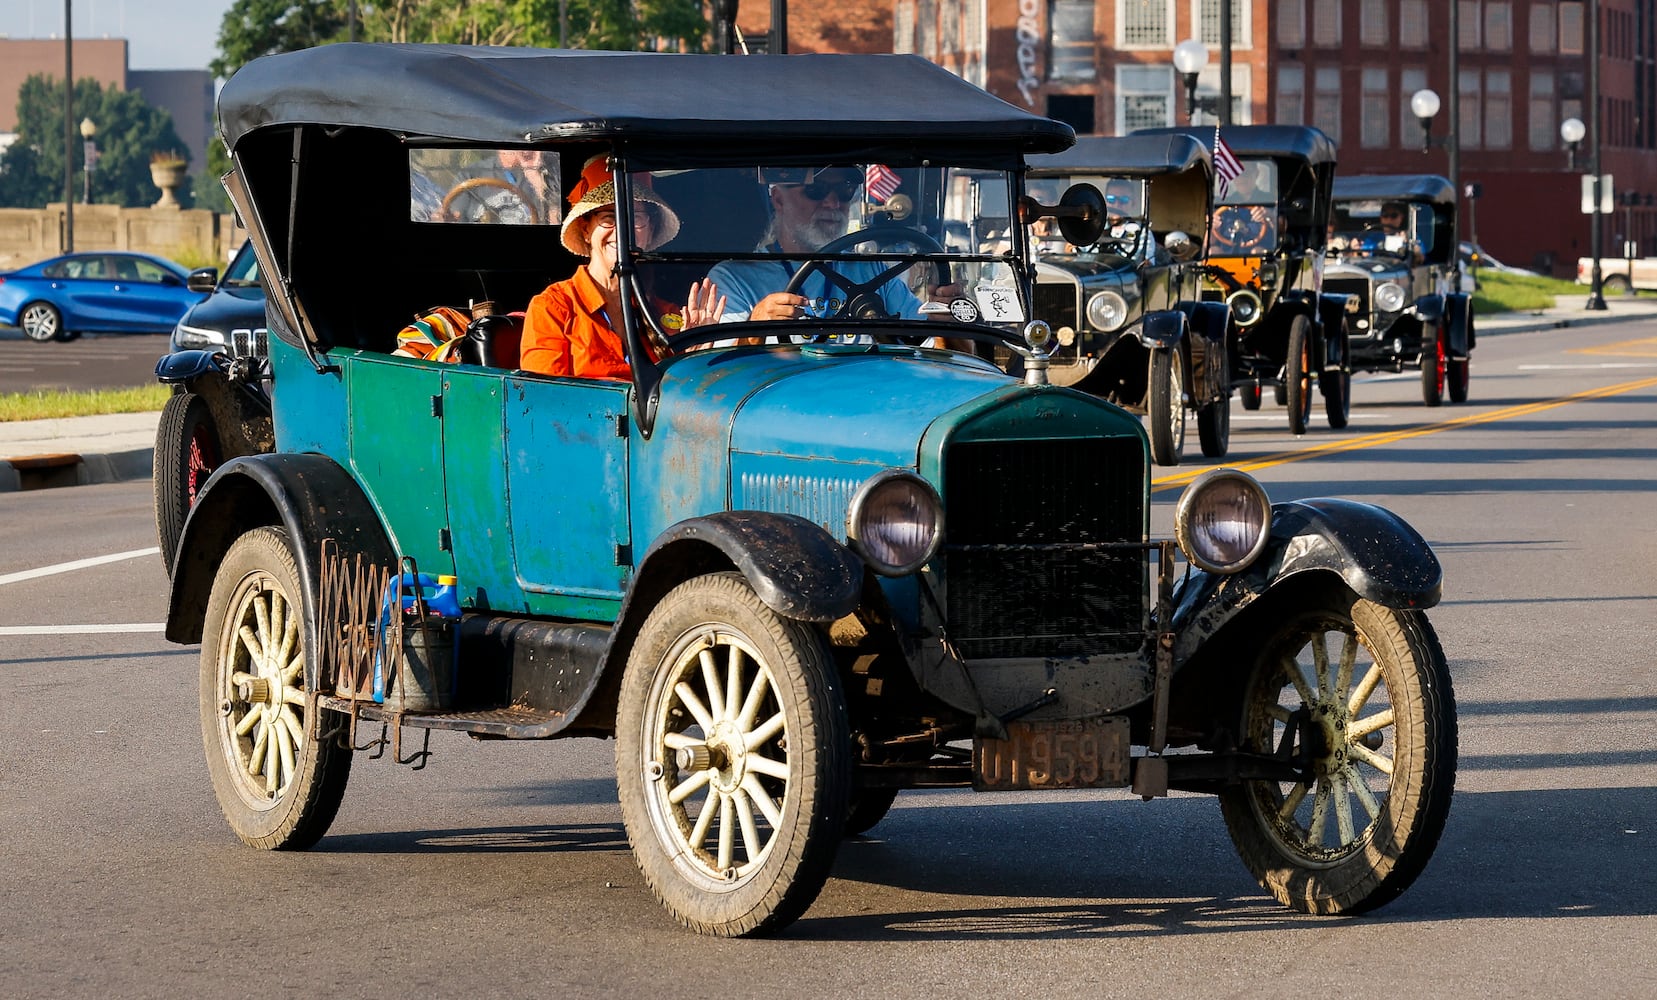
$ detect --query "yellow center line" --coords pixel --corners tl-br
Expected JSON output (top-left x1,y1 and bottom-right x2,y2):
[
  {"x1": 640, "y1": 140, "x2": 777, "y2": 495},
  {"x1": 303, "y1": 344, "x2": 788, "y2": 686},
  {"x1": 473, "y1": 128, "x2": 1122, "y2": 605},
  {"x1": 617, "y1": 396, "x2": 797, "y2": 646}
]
[
  {"x1": 1569, "y1": 335, "x2": 1657, "y2": 357},
  {"x1": 1151, "y1": 374, "x2": 1657, "y2": 493}
]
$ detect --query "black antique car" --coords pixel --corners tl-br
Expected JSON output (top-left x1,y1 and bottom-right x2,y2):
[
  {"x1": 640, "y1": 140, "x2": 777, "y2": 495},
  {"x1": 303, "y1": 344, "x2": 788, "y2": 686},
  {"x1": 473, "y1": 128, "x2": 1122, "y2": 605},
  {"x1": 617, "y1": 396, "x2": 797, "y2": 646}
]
[
  {"x1": 1139, "y1": 126, "x2": 1353, "y2": 435},
  {"x1": 1328, "y1": 174, "x2": 1473, "y2": 405},
  {"x1": 164, "y1": 44, "x2": 1457, "y2": 938},
  {"x1": 1025, "y1": 133, "x2": 1231, "y2": 466}
]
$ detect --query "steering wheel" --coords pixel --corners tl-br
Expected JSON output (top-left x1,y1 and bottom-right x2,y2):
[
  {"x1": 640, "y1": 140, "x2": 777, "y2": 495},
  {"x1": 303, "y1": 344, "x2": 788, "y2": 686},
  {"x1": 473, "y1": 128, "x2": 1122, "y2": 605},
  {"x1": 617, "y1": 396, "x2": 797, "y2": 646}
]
[
  {"x1": 1209, "y1": 206, "x2": 1266, "y2": 254},
  {"x1": 781, "y1": 225, "x2": 952, "y2": 320},
  {"x1": 439, "y1": 176, "x2": 539, "y2": 224}
]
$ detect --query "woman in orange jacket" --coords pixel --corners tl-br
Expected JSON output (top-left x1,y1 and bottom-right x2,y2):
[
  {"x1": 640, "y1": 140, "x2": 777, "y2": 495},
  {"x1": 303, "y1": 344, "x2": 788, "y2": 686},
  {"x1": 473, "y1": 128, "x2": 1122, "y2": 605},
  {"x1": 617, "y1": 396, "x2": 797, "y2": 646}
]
[{"x1": 520, "y1": 155, "x2": 725, "y2": 379}]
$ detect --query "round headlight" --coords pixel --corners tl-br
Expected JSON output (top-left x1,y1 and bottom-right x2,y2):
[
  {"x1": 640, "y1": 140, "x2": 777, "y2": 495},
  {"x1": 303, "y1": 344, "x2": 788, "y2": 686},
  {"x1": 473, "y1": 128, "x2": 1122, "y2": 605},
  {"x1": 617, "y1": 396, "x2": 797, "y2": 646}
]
[
  {"x1": 846, "y1": 471, "x2": 944, "y2": 576},
  {"x1": 1373, "y1": 281, "x2": 1407, "y2": 313},
  {"x1": 1085, "y1": 290, "x2": 1129, "y2": 332},
  {"x1": 1173, "y1": 469, "x2": 1272, "y2": 574},
  {"x1": 1226, "y1": 289, "x2": 1264, "y2": 327}
]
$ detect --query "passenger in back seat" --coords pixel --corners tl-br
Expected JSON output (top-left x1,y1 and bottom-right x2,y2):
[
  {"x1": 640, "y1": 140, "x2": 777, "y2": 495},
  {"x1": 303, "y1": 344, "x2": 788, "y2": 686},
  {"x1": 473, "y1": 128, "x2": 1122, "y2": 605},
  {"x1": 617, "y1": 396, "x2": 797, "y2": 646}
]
[{"x1": 520, "y1": 155, "x2": 726, "y2": 379}]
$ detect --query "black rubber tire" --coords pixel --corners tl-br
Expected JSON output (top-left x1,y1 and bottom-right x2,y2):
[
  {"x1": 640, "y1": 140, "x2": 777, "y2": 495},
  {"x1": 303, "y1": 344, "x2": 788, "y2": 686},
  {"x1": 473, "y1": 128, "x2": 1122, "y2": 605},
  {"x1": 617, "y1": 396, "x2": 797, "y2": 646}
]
[
  {"x1": 1197, "y1": 396, "x2": 1230, "y2": 458},
  {"x1": 1323, "y1": 369, "x2": 1351, "y2": 429},
  {"x1": 200, "y1": 526, "x2": 351, "y2": 850},
  {"x1": 1421, "y1": 320, "x2": 1446, "y2": 407},
  {"x1": 1284, "y1": 314, "x2": 1313, "y2": 435},
  {"x1": 1218, "y1": 595, "x2": 1457, "y2": 915},
  {"x1": 1240, "y1": 384, "x2": 1263, "y2": 410},
  {"x1": 845, "y1": 787, "x2": 901, "y2": 837},
  {"x1": 1602, "y1": 273, "x2": 1632, "y2": 296},
  {"x1": 1273, "y1": 381, "x2": 1288, "y2": 406},
  {"x1": 19, "y1": 301, "x2": 62, "y2": 342},
  {"x1": 154, "y1": 391, "x2": 222, "y2": 574},
  {"x1": 1147, "y1": 348, "x2": 1186, "y2": 466},
  {"x1": 1447, "y1": 357, "x2": 1470, "y2": 404},
  {"x1": 616, "y1": 571, "x2": 851, "y2": 937}
]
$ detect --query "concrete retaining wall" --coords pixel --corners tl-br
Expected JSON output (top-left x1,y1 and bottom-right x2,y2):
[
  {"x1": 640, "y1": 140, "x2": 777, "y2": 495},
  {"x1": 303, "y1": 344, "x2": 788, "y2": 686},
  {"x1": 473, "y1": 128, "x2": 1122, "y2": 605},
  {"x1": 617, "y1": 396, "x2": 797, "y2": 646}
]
[{"x1": 0, "y1": 205, "x2": 241, "y2": 269}]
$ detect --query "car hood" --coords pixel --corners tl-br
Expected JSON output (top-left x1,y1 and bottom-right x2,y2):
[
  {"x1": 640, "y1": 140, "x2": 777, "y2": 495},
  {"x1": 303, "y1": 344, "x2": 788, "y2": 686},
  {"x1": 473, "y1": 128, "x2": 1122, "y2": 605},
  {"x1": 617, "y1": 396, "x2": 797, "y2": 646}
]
[{"x1": 177, "y1": 286, "x2": 267, "y2": 331}]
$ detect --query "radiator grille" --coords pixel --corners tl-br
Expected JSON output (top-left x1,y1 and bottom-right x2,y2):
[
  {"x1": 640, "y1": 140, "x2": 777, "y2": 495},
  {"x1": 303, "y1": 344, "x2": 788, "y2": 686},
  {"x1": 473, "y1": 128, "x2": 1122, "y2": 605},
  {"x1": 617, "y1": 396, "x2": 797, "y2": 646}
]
[
  {"x1": 943, "y1": 437, "x2": 1145, "y2": 659},
  {"x1": 1324, "y1": 276, "x2": 1371, "y2": 320},
  {"x1": 1032, "y1": 280, "x2": 1079, "y2": 332}
]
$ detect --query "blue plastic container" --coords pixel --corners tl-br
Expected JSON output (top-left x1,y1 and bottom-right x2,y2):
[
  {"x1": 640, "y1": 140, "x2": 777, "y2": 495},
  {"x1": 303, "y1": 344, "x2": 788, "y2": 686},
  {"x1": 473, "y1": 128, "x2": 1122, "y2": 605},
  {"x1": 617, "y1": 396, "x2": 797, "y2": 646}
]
[{"x1": 373, "y1": 572, "x2": 462, "y2": 706}]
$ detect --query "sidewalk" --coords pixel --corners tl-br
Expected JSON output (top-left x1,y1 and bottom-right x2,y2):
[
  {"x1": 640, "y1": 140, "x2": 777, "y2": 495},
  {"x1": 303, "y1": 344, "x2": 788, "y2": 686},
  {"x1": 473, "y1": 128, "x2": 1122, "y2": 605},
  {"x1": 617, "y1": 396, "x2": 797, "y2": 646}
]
[{"x1": 3, "y1": 293, "x2": 1655, "y2": 493}]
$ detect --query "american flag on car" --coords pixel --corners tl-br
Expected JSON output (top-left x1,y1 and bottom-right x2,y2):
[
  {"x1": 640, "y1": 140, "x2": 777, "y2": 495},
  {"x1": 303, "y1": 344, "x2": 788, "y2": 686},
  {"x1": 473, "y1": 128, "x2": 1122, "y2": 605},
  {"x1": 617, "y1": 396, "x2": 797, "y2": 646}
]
[
  {"x1": 866, "y1": 163, "x2": 902, "y2": 203},
  {"x1": 1213, "y1": 128, "x2": 1244, "y2": 200}
]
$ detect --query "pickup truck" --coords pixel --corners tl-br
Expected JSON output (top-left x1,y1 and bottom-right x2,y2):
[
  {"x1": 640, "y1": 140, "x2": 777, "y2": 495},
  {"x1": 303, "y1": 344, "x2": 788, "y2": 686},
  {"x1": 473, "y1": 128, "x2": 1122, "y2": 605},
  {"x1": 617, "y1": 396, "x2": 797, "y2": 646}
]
[{"x1": 1578, "y1": 256, "x2": 1656, "y2": 294}]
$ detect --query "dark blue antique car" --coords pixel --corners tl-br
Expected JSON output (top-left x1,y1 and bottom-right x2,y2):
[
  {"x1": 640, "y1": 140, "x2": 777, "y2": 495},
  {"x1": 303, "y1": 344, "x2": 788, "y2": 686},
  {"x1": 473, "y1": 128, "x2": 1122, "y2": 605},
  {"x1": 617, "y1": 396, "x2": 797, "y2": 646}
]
[
  {"x1": 164, "y1": 44, "x2": 1457, "y2": 937},
  {"x1": 1026, "y1": 133, "x2": 1231, "y2": 465}
]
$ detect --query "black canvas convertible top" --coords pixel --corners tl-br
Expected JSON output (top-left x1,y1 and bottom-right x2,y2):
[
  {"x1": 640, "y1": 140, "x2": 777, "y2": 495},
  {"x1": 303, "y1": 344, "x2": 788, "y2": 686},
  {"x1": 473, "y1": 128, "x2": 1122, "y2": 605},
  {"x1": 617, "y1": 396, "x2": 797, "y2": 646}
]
[
  {"x1": 218, "y1": 44, "x2": 1075, "y2": 157},
  {"x1": 1028, "y1": 133, "x2": 1210, "y2": 177},
  {"x1": 1332, "y1": 174, "x2": 1456, "y2": 206},
  {"x1": 1135, "y1": 125, "x2": 1338, "y2": 166}
]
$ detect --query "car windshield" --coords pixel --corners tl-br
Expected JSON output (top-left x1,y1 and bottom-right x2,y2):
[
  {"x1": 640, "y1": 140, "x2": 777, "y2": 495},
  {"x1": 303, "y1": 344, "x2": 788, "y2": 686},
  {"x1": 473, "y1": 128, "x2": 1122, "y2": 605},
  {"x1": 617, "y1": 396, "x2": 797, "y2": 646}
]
[
  {"x1": 1026, "y1": 174, "x2": 1147, "y2": 257},
  {"x1": 411, "y1": 151, "x2": 1029, "y2": 329},
  {"x1": 1330, "y1": 200, "x2": 1436, "y2": 258},
  {"x1": 223, "y1": 244, "x2": 261, "y2": 287}
]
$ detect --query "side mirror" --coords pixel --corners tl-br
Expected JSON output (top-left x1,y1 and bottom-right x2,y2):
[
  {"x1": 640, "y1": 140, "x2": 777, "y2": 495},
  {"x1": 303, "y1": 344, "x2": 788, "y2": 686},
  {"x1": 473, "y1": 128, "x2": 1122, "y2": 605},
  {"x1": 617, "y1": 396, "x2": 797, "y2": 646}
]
[
  {"x1": 186, "y1": 267, "x2": 219, "y2": 293},
  {"x1": 1163, "y1": 230, "x2": 1199, "y2": 261}
]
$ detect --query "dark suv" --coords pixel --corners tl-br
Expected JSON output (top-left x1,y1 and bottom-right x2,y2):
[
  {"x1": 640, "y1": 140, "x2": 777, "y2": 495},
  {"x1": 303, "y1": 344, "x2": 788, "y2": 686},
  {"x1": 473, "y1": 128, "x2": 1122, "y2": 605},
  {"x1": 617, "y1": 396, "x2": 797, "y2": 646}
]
[
  {"x1": 163, "y1": 44, "x2": 1458, "y2": 938},
  {"x1": 1328, "y1": 174, "x2": 1473, "y2": 405},
  {"x1": 1025, "y1": 133, "x2": 1231, "y2": 465}
]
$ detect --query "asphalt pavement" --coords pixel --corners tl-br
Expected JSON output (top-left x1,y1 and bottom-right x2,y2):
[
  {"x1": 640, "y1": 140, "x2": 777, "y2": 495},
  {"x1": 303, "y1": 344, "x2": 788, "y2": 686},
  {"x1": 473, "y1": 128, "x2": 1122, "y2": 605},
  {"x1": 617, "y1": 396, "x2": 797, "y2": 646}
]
[{"x1": 3, "y1": 294, "x2": 1655, "y2": 493}]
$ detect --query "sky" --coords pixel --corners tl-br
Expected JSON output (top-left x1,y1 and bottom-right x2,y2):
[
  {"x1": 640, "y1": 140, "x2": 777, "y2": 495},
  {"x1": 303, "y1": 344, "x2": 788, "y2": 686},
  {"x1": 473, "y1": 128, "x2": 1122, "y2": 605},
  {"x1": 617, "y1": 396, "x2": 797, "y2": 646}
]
[{"x1": 1, "y1": 0, "x2": 234, "y2": 71}]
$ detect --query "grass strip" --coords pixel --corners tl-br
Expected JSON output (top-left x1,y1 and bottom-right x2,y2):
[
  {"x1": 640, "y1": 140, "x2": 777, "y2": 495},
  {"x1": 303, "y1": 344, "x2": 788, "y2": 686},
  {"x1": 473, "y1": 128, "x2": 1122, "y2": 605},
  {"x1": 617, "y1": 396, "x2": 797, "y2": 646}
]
[
  {"x1": 0, "y1": 384, "x2": 170, "y2": 422},
  {"x1": 1471, "y1": 269, "x2": 1597, "y2": 313}
]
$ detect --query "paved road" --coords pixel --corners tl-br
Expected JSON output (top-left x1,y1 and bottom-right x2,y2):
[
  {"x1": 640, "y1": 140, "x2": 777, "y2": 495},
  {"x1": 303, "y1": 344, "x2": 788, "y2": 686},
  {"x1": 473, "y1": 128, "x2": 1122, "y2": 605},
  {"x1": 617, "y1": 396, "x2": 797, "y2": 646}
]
[
  {"x1": 2, "y1": 320, "x2": 1655, "y2": 997},
  {"x1": 0, "y1": 327, "x2": 170, "y2": 393}
]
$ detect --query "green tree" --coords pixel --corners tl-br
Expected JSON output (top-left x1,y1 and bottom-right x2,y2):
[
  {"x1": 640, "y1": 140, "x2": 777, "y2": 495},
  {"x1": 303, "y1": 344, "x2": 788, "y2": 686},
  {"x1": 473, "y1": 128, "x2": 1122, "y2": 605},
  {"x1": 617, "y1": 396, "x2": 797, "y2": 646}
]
[
  {"x1": 211, "y1": 0, "x2": 349, "y2": 80},
  {"x1": 0, "y1": 75, "x2": 195, "y2": 209}
]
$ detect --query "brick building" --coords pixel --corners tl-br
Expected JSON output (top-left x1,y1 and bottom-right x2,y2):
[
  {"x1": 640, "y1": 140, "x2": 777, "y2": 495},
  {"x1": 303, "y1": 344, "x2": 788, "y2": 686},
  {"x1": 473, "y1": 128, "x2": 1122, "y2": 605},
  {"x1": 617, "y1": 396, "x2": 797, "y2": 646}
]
[{"x1": 894, "y1": 0, "x2": 1655, "y2": 278}]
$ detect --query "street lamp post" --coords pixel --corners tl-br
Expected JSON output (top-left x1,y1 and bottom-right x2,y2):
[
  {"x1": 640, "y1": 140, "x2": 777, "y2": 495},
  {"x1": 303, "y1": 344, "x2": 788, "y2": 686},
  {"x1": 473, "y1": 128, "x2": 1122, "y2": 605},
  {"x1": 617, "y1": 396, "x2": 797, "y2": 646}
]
[
  {"x1": 79, "y1": 117, "x2": 97, "y2": 204},
  {"x1": 1562, "y1": 117, "x2": 1607, "y2": 308},
  {"x1": 1585, "y1": 0, "x2": 1607, "y2": 310},
  {"x1": 1409, "y1": 85, "x2": 1462, "y2": 277},
  {"x1": 1172, "y1": 40, "x2": 1213, "y2": 124}
]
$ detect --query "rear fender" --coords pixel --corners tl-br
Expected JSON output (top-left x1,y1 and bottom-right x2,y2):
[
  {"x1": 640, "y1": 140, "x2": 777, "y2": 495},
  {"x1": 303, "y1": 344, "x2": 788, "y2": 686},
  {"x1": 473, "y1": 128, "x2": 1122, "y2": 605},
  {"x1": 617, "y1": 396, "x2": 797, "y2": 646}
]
[
  {"x1": 1168, "y1": 497, "x2": 1442, "y2": 670},
  {"x1": 165, "y1": 454, "x2": 395, "y2": 647}
]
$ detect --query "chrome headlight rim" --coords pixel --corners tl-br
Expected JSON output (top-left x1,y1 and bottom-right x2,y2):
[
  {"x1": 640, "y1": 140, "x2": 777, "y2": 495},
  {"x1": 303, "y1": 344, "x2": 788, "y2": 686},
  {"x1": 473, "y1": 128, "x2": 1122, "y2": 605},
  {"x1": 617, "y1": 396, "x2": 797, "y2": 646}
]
[
  {"x1": 1085, "y1": 289, "x2": 1130, "y2": 332},
  {"x1": 1173, "y1": 468, "x2": 1273, "y2": 575},
  {"x1": 1373, "y1": 281, "x2": 1408, "y2": 313},
  {"x1": 845, "y1": 469, "x2": 944, "y2": 577},
  {"x1": 1225, "y1": 289, "x2": 1264, "y2": 327}
]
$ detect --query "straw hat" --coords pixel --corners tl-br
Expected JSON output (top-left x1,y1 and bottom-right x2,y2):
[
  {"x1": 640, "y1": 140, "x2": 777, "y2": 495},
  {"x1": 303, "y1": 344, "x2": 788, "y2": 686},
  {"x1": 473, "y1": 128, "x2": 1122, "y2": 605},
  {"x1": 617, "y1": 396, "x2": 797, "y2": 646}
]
[{"x1": 561, "y1": 154, "x2": 681, "y2": 256}]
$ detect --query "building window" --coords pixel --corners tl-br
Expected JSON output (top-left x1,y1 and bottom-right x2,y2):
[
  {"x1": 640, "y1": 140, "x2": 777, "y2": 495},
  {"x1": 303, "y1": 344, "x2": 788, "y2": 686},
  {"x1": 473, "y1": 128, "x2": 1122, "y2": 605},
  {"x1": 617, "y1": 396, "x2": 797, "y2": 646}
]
[
  {"x1": 1459, "y1": 1, "x2": 1481, "y2": 48},
  {"x1": 1360, "y1": 67, "x2": 1390, "y2": 147},
  {"x1": 1313, "y1": 67, "x2": 1341, "y2": 140},
  {"x1": 1486, "y1": 69, "x2": 1512, "y2": 148},
  {"x1": 1529, "y1": 70, "x2": 1557, "y2": 149},
  {"x1": 1277, "y1": 65, "x2": 1305, "y2": 124},
  {"x1": 1460, "y1": 68, "x2": 1483, "y2": 149},
  {"x1": 1121, "y1": 0, "x2": 1174, "y2": 47},
  {"x1": 1560, "y1": 2, "x2": 1584, "y2": 53},
  {"x1": 1050, "y1": 0, "x2": 1096, "y2": 80},
  {"x1": 1278, "y1": 0, "x2": 1305, "y2": 47},
  {"x1": 894, "y1": 1, "x2": 916, "y2": 52},
  {"x1": 1118, "y1": 65, "x2": 1175, "y2": 130},
  {"x1": 1400, "y1": 0, "x2": 1429, "y2": 47},
  {"x1": 1313, "y1": 2, "x2": 1341, "y2": 45},
  {"x1": 1400, "y1": 67, "x2": 1427, "y2": 146},
  {"x1": 1361, "y1": 0, "x2": 1390, "y2": 46},
  {"x1": 1486, "y1": 2, "x2": 1513, "y2": 50},
  {"x1": 1194, "y1": 0, "x2": 1250, "y2": 47},
  {"x1": 1191, "y1": 64, "x2": 1252, "y2": 125},
  {"x1": 1530, "y1": 2, "x2": 1557, "y2": 50}
]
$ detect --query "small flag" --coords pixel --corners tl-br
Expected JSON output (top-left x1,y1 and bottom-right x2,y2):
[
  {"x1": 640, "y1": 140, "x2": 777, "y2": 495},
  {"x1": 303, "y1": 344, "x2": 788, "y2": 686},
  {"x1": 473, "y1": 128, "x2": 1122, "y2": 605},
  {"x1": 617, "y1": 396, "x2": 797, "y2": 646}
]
[
  {"x1": 1213, "y1": 127, "x2": 1244, "y2": 200},
  {"x1": 867, "y1": 163, "x2": 902, "y2": 203}
]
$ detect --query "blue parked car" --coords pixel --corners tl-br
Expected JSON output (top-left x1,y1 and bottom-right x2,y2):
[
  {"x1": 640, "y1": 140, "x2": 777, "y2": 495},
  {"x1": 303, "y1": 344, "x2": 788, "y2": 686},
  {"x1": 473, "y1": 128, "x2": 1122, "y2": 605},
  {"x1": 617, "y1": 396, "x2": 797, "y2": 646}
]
[
  {"x1": 0, "y1": 251, "x2": 203, "y2": 342},
  {"x1": 166, "y1": 44, "x2": 1458, "y2": 938}
]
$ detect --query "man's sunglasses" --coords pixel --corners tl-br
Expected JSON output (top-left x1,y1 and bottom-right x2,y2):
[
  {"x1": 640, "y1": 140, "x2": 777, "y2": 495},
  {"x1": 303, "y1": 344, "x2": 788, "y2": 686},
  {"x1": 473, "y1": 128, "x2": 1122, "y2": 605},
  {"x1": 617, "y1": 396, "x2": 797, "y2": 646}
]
[{"x1": 782, "y1": 177, "x2": 863, "y2": 202}]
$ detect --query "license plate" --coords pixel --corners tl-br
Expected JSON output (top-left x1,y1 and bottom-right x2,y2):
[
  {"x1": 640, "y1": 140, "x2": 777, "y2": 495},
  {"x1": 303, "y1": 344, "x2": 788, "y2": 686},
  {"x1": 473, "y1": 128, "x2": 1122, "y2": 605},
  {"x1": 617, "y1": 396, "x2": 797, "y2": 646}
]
[{"x1": 973, "y1": 716, "x2": 1131, "y2": 791}]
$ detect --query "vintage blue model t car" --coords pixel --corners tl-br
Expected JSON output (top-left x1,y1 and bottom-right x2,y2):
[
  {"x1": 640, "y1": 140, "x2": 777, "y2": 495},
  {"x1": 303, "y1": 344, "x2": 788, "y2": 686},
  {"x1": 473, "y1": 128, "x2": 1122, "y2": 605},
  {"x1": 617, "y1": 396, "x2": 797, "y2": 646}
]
[
  {"x1": 164, "y1": 45, "x2": 1457, "y2": 937},
  {"x1": 1025, "y1": 133, "x2": 1231, "y2": 466}
]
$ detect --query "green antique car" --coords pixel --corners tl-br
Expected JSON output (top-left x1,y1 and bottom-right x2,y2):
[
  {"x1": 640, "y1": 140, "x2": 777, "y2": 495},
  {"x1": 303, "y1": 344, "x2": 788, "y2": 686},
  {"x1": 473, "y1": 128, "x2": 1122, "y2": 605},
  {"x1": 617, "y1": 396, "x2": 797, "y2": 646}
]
[{"x1": 163, "y1": 45, "x2": 1458, "y2": 937}]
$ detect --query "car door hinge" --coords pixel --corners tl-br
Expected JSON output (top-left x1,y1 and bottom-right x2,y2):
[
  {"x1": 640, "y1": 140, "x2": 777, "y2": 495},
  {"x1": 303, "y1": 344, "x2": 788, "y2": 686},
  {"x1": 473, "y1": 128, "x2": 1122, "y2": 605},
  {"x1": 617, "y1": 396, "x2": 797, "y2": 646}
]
[
  {"x1": 614, "y1": 543, "x2": 632, "y2": 566},
  {"x1": 614, "y1": 412, "x2": 628, "y2": 438},
  {"x1": 430, "y1": 394, "x2": 443, "y2": 418},
  {"x1": 438, "y1": 528, "x2": 452, "y2": 552}
]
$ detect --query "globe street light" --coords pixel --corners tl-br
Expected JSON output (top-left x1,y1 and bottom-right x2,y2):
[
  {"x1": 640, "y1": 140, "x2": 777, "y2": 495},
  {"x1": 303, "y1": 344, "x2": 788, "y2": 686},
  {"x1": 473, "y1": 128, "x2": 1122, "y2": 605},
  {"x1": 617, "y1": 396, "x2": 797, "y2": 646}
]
[
  {"x1": 1561, "y1": 117, "x2": 1586, "y2": 170},
  {"x1": 1409, "y1": 88, "x2": 1443, "y2": 151},
  {"x1": 79, "y1": 117, "x2": 98, "y2": 204},
  {"x1": 1172, "y1": 39, "x2": 1211, "y2": 123},
  {"x1": 1565, "y1": 117, "x2": 1606, "y2": 309}
]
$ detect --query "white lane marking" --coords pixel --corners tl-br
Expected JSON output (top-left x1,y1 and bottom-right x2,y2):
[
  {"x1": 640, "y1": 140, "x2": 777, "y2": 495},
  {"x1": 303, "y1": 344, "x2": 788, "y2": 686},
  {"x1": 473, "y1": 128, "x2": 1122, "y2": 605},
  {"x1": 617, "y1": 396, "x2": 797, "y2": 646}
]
[
  {"x1": 1518, "y1": 363, "x2": 1657, "y2": 370},
  {"x1": 0, "y1": 623, "x2": 166, "y2": 635},
  {"x1": 0, "y1": 547, "x2": 161, "y2": 586}
]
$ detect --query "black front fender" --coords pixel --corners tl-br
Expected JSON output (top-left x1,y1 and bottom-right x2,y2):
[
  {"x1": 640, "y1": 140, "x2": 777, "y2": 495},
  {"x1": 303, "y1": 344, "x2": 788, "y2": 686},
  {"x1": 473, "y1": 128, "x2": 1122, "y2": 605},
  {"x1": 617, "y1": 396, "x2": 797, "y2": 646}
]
[
  {"x1": 165, "y1": 453, "x2": 394, "y2": 645},
  {"x1": 1169, "y1": 497, "x2": 1442, "y2": 668},
  {"x1": 1134, "y1": 309, "x2": 1188, "y2": 352},
  {"x1": 155, "y1": 349, "x2": 229, "y2": 383}
]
